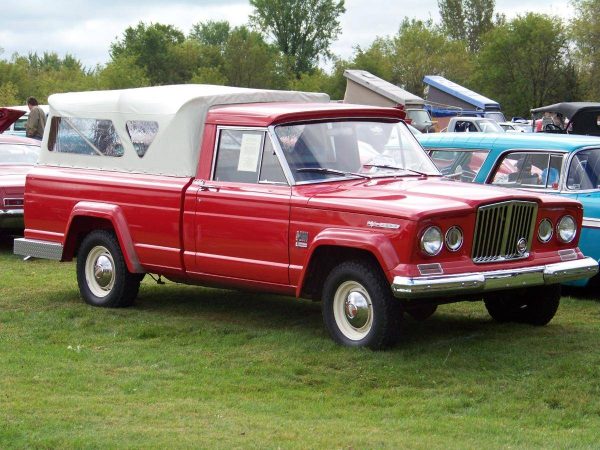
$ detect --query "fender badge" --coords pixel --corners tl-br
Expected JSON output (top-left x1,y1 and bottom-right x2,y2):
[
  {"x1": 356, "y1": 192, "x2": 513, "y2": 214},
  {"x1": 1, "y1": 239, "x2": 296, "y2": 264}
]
[
  {"x1": 295, "y1": 231, "x2": 309, "y2": 248},
  {"x1": 367, "y1": 221, "x2": 400, "y2": 230}
]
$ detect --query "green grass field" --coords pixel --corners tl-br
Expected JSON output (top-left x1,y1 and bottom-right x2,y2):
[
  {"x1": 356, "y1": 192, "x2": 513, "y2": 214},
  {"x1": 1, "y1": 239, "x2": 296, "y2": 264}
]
[{"x1": 1, "y1": 236, "x2": 600, "y2": 449}]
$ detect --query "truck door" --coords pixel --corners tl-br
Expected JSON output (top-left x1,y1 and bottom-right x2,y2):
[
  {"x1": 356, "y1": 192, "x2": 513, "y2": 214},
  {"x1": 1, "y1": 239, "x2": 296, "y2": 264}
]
[{"x1": 192, "y1": 127, "x2": 291, "y2": 285}]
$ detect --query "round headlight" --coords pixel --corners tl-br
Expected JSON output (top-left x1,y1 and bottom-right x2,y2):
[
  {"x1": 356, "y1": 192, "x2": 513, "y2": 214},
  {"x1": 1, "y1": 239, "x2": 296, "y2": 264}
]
[
  {"x1": 538, "y1": 218, "x2": 553, "y2": 243},
  {"x1": 445, "y1": 226, "x2": 463, "y2": 252},
  {"x1": 557, "y1": 215, "x2": 577, "y2": 243},
  {"x1": 420, "y1": 226, "x2": 443, "y2": 256}
]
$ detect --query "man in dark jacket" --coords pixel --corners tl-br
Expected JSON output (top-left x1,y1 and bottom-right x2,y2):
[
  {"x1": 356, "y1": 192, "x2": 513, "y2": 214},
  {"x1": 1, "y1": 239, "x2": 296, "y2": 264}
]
[{"x1": 25, "y1": 97, "x2": 46, "y2": 140}]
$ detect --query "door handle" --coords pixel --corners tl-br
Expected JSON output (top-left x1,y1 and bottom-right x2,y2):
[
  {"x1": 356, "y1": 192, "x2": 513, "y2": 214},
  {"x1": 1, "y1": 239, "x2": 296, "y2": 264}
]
[{"x1": 199, "y1": 183, "x2": 220, "y2": 192}]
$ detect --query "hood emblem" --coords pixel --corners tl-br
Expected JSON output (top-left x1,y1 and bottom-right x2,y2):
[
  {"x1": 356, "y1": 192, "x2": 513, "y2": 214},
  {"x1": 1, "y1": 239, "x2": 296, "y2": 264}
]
[
  {"x1": 367, "y1": 221, "x2": 400, "y2": 230},
  {"x1": 516, "y1": 237, "x2": 528, "y2": 255}
]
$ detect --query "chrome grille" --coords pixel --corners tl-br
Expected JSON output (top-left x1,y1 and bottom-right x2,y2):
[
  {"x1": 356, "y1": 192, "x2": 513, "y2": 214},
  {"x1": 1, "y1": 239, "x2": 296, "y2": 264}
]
[{"x1": 472, "y1": 201, "x2": 537, "y2": 263}]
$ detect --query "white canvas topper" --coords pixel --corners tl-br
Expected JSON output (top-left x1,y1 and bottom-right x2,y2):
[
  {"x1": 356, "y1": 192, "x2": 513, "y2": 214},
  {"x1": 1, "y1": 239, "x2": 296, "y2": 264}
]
[{"x1": 42, "y1": 84, "x2": 329, "y2": 177}]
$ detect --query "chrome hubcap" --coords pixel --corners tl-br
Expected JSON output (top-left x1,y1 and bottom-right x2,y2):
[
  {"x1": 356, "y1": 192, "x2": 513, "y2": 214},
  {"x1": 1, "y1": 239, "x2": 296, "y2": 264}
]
[
  {"x1": 85, "y1": 246, "x2": 115, "y2": 297},
  {"x1": 344, "y1": 291, "x2": 370, "y2": 329},
  {"x1": 94, "y1": 255, "x2": 114, "y2": 289},
  {"x1": 333, "y1": 280, "x2": 373, "y2": 341}
]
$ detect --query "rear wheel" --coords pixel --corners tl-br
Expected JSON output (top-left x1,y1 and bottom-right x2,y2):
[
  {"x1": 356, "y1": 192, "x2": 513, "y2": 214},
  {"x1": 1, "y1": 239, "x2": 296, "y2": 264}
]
[
  {"x1": 322, "y1": 260, "x2": 402, "y2": 349},
  {"x1": 484, "y1": 285, "x2": 560, "y2": 326},
  {"x1": 77, "y1": 230, "x2": 142, "y2": 307}
]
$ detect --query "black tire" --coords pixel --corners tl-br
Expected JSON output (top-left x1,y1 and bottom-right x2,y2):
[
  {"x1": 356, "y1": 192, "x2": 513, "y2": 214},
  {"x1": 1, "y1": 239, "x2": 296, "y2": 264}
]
[
  {"x1": 484, "y1": 285, "x2": 561, "y2": 326},
  {"x1": 76, "y1": 230, "x2": 142, "y2": 307},
  {"x1": 406, "y1": 304, "x2": 438, "y2": 322},
  {"x1": 322, "y1": 259, "x2": 402, "y2": 350}
]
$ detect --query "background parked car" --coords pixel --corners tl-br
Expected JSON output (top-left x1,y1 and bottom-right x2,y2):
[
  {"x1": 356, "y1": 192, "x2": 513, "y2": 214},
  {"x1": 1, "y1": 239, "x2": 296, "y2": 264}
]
[
  {"x1": 444, "y1": 116, "x2": 505, "y2": 133},
  {"x1": 0, "y1": 133, "x2": 41, "y2": 234},
  {"x1": 418, "y1": 132, "x2": 600, "y2": 287},
  {"x1": 499, "y1": 121, "x2": 532, "y2": 133},
  {"x1": 0, "y1": 105, "x2": 49, "y2": 137},
  {"x1": 532, "y1": 102, "x2": 600, "y2": 136}
]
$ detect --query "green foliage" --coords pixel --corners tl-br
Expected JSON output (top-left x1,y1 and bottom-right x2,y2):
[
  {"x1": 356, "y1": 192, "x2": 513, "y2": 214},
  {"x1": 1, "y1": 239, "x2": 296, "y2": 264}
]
[
  {"x1": 223, "y1": 26, "x2": 288, "y2": 89},
  {"x1": 472, "y1": 13, "x2": 576, "y2": 117},
  {"x1": 249, "y1": 0, "x2": 346, "y2": 76},
  {"x1": 110, "y1": 22, "x2": 186, "y2": 85},
  {"x1": 0, "y1": 81, "x2": 19, "y2": 105},
  {"x1": 190, "y1": 20, "x2": 231, "y2": 50},
  {"x1": 571, "y1": 0, "x2": 600, "y2": 100},
  {"x1": 438, "y1": 0, "x2": 496, "y2": 52},
  {"x1": 97, "y1": 55, "x2": 150, "y2": 90}
]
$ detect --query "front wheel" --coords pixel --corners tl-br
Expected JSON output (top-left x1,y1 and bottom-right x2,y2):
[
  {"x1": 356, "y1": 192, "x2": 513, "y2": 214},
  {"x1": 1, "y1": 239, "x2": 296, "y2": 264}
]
[
  {"x1": 484, "y1": 285, "x2": 560, "y2": 326},
  {"x1": 322, "y1": 260, "x2": 401, "y2": 350},
  {"x1": 77, "y1": 230, "x2": 142, "y2": 307}
]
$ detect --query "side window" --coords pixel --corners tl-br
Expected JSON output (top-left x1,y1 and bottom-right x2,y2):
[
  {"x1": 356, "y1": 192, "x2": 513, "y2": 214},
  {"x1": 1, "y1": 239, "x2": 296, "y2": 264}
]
[
  {"x1": 259, "y1": 138, "x2": 287, "y2": 184},
  {"x1": 213, "y1": 129, "x2": 265, "y2": 183},
  {"x1": 48, "y1": 117, "x2": 123, "y2": 157},
  {"x1": 126, "y1": 121, "x2": 158, "y2": 157},
  {"x1": 491, "y1": 152, "x2": 556, "y2": 188}
]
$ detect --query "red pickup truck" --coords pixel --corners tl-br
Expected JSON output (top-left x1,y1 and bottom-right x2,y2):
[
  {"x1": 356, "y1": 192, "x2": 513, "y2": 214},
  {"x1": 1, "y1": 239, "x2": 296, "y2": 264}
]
[{"x1": 14, "y1": 85, "x2": 598, "y2": 349}]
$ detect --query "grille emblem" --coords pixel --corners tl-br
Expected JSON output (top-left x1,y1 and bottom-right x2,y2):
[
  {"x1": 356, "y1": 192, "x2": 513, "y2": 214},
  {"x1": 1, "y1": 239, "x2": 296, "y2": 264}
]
[{"x1": 516, "y1": 238, "x2": 527, "y2": 255}]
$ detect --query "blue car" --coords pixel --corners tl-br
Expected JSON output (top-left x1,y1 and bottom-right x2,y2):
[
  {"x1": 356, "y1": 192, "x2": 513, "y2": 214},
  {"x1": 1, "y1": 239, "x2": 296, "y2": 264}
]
[{"x1": 418, "y1": 132, "x2": 600, "y2": 287}]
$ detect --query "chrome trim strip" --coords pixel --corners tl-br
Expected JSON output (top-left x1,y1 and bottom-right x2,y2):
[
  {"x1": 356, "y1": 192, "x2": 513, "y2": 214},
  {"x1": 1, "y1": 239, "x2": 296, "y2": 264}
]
[
  {"x1": 0, "y1": 208, "x2": 24, "y2": 216},
  {"x1": 13, "y1": 238, "x2": 64, "y2": 261},
  {"x1": 582, "y1": 217, "x2": 600, "y2": 229},
  {"x1": 391, "y1": 257, "x2": 598, "y2": 299}
]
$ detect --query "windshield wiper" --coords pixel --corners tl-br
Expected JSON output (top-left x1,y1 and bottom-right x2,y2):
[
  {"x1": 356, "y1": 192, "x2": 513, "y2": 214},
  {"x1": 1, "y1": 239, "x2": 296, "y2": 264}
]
[
  {"x1": 362, "y1": 164, "x2": 430, "y2": 177},
  {"x1": 296, "y1": 167, "x2": 370, "y2": 179}
]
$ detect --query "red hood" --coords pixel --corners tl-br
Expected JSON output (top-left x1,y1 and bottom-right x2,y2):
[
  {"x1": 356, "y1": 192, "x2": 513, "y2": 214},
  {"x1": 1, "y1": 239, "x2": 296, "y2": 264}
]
[
  {"x1": 299, "y1": 177, "x2": 579, "y2": 220},
  {"x1": 0, "y1": 108, "x2": 26, "y2": 133}
]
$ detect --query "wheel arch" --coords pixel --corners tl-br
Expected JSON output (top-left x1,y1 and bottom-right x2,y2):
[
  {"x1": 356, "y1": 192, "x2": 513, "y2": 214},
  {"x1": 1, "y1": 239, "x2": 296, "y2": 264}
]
[
  {"x1": 63, "y1": 201, "x2": 144, "y2": 273},
  {"x1": 297, "y1": 229, "x2": 399, "y2": 299}
]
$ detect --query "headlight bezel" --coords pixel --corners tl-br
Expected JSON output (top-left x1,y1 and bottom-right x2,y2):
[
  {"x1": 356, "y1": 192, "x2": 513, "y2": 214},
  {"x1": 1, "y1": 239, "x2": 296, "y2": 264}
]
[
  {"x1": 445, "y1": 226, "x2": 464, "y2": 252},
  {"x1": 537, "y1": 218, "x2": 553, "y2": 243},
  {"x1": 420, "y1": 226, "x2": 443, "y2": 256},
  {"x1": 556, "y1": 215, "x2": 577, "y2": 243}
]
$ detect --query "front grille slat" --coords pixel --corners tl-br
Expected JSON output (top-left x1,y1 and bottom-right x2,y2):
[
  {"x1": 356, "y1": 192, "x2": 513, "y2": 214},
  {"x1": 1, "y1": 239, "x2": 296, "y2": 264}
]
[{"x1": 472, "y1": 201, "x2": 538, "y2": 263}]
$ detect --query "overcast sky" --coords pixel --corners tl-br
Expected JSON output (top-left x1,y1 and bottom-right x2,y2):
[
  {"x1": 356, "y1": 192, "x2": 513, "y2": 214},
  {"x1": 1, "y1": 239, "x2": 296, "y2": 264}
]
[{"x1": 0, "y1": 0, "x2": 573, "y2": 69}]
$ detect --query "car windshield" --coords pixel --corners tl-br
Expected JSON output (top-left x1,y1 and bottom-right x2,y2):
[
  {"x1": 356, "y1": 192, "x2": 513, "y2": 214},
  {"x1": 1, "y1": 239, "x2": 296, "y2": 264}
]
[
  {"x1": 484, "y1": 111, "x2": 506, "y2": 122},
  {"x1": 406, "y1": 110, "x2": 430, "y2": 122},
  {"x1": 273, "y1": 120, "x2": 440, "y2": 182},
  {"x1": 567, "y1": 148, "x2": 600, "y2": 190},
  {"x1": 428, "y1": 149, "x2": 489, "y2": 183},
  {"x1": 0, "y1": 143, "x2": 40, "y2": 164},
  {"x1": 479, "y1": 120, "x2": 504, "y2": 133}
]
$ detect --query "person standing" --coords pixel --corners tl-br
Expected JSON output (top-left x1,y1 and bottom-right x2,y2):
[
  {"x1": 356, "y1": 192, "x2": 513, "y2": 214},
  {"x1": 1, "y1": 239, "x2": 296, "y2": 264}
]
[{"x1": 25, "y1": 97, "x2": 46, "y2": 140}]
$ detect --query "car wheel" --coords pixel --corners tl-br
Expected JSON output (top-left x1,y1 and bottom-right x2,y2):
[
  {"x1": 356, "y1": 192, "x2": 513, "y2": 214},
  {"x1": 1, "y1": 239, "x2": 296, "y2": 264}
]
[
  {"x1": 77, "y1": 230, "x2": 142, "y2": 307},
  {"x1": 484, "y1": 285, "x2": 560, "y2": 326},
  {"x1": 322, "y1": 260, "x2": 401, "y2": 349}
]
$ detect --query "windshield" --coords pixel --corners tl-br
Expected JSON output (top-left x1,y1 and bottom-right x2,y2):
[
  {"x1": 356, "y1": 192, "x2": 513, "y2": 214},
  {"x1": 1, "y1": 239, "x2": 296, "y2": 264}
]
[
  {"x1": 484, "y1": 111, "x2": 506, "y2": 122},
  {"x1": 0, "y1": 143, "x2": 40, "y2": 164},
  {"x1": 479, "y1": 120, "x2": 504, "y2": 133},
  {"x1": 567, "y1": 148, "x2": 600, "y2": 190},
  {"x1": 406, "y1": 110, "x2": 431, "y2": 122},
  {"x1": 273, "y1": 120, "x2": 440, "y2": 182}
]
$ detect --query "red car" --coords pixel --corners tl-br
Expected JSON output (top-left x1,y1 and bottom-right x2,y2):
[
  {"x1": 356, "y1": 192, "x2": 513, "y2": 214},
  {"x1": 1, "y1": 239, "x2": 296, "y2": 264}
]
[{"x1": 0, "y1": 107, "x2": 41, "y2": 233}]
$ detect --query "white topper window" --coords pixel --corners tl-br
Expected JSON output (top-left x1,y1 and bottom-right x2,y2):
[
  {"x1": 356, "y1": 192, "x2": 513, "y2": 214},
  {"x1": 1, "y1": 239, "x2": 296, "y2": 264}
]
[
  {"x1": 126, "y1": 120, "x2": 159, "y2": 157},
  {"x1": 48, "y1": 117, "x2": 124, "y2": 157}
]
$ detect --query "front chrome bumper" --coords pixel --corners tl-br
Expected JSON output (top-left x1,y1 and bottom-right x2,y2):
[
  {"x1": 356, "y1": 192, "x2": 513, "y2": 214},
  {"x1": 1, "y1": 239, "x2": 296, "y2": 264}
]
[
  {"x1": 392, "y1": 257, "x2": 599, "y2": 299},
  {"x1": 0, "y1": 208, "x2": 24, "y2": 230}
]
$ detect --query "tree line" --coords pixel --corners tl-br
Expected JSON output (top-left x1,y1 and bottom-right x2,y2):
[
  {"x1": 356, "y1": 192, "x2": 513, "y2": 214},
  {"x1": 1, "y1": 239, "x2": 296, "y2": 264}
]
[{"x1": 1, "y1": 0, "x2": 599, "y2": 118}]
